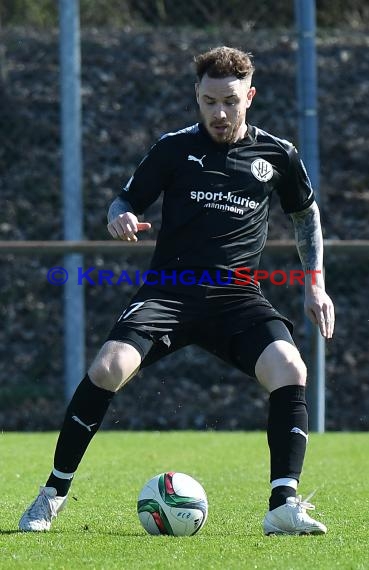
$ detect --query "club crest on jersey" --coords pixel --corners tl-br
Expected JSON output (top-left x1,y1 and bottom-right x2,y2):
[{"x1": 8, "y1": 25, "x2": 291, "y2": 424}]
[{"x1": 251, "y1": 158, "x2": 274, "y2": 182}]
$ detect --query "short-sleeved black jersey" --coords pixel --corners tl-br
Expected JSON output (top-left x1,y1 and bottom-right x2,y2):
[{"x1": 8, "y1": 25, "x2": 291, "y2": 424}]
[{"x1": 119, "y1": 123, "x2": 314, "y2": 273}]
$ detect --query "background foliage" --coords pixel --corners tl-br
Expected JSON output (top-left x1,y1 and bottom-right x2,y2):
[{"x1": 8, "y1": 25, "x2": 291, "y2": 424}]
[{"x1": 0, "y1": 0, "x2": 368, "y2": 29}]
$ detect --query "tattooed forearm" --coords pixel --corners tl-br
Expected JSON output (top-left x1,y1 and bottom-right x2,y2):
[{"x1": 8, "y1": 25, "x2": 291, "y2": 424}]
[
  {"x1": 107, "y1": 196, "x2": 134, "y2": 223},
  {"x1": 289, "y1": 201, "x2": 323, "y2": 272}
]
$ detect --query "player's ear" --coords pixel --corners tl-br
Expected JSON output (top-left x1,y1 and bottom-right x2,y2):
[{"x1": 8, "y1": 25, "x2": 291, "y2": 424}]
[
  {"x1": 246, "y1": 86, "x2": 256, "y2": 108},
  {"x1": 195, "y1": 83, "x2": 200, "y2": 104}
]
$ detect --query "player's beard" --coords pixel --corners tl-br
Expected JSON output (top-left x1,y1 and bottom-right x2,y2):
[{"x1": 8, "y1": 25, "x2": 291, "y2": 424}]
[{"x1": 201, "y1": 110, "x2": 245, "y2": 144}]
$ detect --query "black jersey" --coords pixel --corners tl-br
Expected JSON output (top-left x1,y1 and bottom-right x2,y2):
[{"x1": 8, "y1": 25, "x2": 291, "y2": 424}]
[{"x1": 119, "y1": 123, "x2": 314, "y2": 273}]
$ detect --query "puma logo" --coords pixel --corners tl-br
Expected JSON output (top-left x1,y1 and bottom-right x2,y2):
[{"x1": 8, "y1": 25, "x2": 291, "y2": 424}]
[
  {"x1": 188, "y1": 154, "x2": 206, "y2": 167},
  {"x1": 290, "y1": 427, "x2": 309, "y2": 441},
  {"x1": 72, "y1": 415, "x2": 98, "y2": 432}
]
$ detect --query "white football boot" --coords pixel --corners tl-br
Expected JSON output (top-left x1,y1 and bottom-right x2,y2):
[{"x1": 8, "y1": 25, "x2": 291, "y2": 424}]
[
  {"x1": 263, "y1": 495, "x2": 327, "y2": 535},
  {"x1": 19, "y1": 486, "x2": 68, "y2": 532}
]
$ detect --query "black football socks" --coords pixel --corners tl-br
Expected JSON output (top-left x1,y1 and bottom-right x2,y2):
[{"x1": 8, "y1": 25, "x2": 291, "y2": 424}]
[
  {"x1": 267, "y1": 384, "x2": 308, "y2": 510},
  {"x1": 45, "y1": 374, "x2": 115, "y2": 496}
]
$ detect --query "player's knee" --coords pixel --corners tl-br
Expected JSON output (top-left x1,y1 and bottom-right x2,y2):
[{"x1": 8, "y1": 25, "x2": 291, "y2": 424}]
[
  {"x1": 256, "y1": 341, "x2": 306, "y2": 391},
  {"x1": 88, "y1": 340, "x2": 141, "y2": 392},
  {"x1": 284, "y1": 353, "x2": 307, "y2": 386}
]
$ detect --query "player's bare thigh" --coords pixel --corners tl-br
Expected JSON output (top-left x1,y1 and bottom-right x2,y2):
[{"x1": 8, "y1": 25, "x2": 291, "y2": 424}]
[
  {"x1": 255, "y1": 340, "x2": 307, "y2": 393},
  {"x1": 88, "y1": 340, "x2": 142, "y2": 392}
]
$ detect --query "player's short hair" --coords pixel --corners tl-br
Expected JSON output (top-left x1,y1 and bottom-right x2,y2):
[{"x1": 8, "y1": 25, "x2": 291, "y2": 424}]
[{"x1": 194, "y1": 46, "x2": 255, "y2": 81}]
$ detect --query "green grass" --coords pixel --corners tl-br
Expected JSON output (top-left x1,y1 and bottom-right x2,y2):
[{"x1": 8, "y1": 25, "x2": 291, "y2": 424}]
[{"x1": 0, "y1": 432, "x2": 368, "y2": 569}]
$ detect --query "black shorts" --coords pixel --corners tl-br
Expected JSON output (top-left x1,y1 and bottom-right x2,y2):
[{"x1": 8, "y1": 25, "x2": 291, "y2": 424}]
[{"x1": 107, "y1": 282, "x2": 295, "y2": 378}]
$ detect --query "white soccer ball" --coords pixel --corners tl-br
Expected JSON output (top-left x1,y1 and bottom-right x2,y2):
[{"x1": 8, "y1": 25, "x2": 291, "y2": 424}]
[{"x1": 137, "y1": 471, "x2": 208, "y2": 536}]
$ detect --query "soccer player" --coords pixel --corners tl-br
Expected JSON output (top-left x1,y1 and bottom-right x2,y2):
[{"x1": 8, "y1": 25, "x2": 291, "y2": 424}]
[{"x1": 19, "y1": 46, "x2": 334, "y2": 535}]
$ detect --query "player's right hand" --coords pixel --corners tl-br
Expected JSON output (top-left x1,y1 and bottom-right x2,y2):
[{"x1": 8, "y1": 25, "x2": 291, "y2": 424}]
[{"x1": 107, "y1": 212, "x2": 151, "y2": 242}]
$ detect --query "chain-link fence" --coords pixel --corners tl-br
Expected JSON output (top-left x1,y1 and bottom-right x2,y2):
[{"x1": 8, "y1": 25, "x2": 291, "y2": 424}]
[{"x1": 1, "y1": 1, "x2": 368, "y2": 431}]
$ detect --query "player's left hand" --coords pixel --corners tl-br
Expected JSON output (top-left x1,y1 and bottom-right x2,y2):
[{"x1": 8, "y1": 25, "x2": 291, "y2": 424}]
[{"x1": 304, "y1": 286, "x2": 335, "y2": 339}]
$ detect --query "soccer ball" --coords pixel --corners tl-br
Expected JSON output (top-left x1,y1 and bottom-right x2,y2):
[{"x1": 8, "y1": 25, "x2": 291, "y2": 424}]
[{"x1": 137, "y1": 471, "x2": 208, "y2": 536}]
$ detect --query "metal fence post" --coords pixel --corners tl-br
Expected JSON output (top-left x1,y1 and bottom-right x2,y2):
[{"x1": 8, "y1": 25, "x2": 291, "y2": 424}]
[
  {"x1": 59, "y1": 0, "x2": 85, "y2": 400},
  {"x1": 295, "y1": 0, "x2": 325, "y2": 432}
]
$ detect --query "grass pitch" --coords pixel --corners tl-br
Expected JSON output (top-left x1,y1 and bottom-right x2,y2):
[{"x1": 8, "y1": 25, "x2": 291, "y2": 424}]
[{"x1": 0, "y1": 431, "x2": 368, "y2": 569}]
